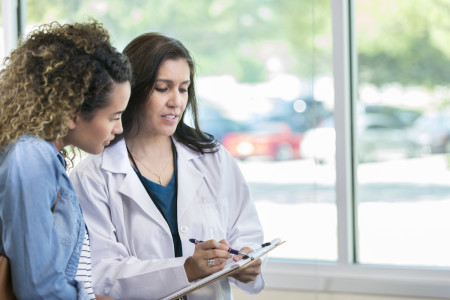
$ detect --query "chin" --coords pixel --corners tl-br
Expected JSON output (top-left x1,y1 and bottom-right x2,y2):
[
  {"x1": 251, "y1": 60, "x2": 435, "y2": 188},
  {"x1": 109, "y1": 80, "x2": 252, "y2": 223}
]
[
  {"x1": 94, "y1": 148, "x2": 105, "y2": 154},
  {"x1": 88, "y1": 146, "x2": 104, "y2": 155},
  {"x1": 166, "y1": 129, "x2": 177, "y2": 136}
]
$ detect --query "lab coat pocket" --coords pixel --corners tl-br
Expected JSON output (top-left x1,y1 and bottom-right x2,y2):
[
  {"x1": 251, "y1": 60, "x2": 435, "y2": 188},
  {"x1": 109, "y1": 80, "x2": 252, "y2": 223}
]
[{"x1": 199, "y1": 197, "x2": 227, "y2": 239}]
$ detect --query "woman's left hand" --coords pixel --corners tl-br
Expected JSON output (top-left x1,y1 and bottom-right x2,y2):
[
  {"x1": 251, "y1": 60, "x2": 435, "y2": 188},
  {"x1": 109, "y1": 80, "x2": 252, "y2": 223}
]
[{"x1": 228, "y1": 246, "x2": 262, "y2": 283}]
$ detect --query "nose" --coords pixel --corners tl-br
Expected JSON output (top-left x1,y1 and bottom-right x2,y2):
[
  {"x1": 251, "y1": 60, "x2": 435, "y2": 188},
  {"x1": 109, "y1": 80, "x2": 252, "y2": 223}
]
[
  {"x1": 113, "y1": 118, "x2": 123, "y2": 135},
  {"x1": 167, "y1": 90, "x2": 182, "y2": 108}
]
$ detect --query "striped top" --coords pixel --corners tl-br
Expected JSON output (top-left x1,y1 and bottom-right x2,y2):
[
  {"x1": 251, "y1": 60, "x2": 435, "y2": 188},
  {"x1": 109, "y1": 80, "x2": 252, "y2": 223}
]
[{"x1": 75, "y1": 229, "x2": 96, "y2": 299}]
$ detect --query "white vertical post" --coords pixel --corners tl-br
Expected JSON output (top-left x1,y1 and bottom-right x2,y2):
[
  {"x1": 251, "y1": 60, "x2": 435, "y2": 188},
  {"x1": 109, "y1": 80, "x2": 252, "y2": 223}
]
[
  {"x1": 332, "y1": 0, "x2": 356, "y2": 265},
  {"x1": 2, "y1": 0, "x2": 19, "y2": 57}
]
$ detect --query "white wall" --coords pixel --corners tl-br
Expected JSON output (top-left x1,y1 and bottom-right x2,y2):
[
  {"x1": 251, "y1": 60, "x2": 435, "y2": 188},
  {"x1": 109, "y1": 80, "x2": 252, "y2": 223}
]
[{"x1": 233, "y1": 287, "x2": 447, "y2": 300}]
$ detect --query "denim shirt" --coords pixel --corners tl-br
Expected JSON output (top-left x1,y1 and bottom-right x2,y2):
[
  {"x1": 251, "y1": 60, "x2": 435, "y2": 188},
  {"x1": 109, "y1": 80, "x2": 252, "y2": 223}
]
[{"x1": 0, "y1": 136, "x2": 89, "y2": 300}]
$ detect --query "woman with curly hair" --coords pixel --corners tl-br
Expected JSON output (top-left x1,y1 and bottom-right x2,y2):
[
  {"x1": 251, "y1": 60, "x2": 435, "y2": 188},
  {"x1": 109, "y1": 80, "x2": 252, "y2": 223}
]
[{"x1": 0, "y1": 20, "x2": 132, "y2": 299}]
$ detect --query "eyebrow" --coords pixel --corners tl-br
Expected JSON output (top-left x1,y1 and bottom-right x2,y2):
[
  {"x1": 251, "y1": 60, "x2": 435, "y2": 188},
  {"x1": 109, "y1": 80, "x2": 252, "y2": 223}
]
[
  {"x1": 156, "y1": 79, "x2": 191, "y2": 85},
  {"x1": 112, "y1": 110, "x2": 125, "y2": 115}
]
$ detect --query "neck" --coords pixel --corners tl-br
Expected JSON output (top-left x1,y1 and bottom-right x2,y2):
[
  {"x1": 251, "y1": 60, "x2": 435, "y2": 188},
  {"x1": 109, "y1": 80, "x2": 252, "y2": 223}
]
[
  {"x1": 52, "y1": 139, "x2": 65, "y2": 151},
  {"x1": 125, "y1": 135, "x2": 172, "y2": 158},
  {"x1": 125, "y1": 135, "x2": 175, "y2": 187}
]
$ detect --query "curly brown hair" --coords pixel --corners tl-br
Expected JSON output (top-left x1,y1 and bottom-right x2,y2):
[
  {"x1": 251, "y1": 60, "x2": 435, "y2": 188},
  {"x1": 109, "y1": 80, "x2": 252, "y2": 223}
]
[{"x1": 0, "y1": 19, "x2": 132, "y2": 155}]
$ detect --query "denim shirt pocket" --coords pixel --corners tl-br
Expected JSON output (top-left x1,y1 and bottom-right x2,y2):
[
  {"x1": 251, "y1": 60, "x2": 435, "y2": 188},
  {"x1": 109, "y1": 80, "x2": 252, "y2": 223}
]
[{"x1": 52, "y1": 189, "x2": 80, "y2": 246}]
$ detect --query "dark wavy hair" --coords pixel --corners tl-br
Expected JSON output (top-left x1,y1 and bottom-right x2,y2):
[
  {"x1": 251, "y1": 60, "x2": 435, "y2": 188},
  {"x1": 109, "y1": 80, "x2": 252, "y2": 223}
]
[
  {"x1": 0, "y1": 20, "x2": 132, "y2": 157},
  {"x1": 112, "y1": 32, "x2": 218, "y2": 153}
]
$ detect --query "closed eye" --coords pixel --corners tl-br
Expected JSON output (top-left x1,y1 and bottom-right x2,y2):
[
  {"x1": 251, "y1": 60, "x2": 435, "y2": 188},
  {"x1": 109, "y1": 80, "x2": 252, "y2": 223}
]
[{"x1": 110, "y1": 112, "x2": 123, "y2": 121}]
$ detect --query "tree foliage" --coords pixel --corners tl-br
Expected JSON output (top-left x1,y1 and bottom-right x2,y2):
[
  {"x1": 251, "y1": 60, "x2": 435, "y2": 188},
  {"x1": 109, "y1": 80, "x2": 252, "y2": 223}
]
[
  {"x1": 355, "y1": 0, "x2": 450, "y2": 87},
  {"x1": 24, "y1": 0, "x2": 450, "y2": 87}
]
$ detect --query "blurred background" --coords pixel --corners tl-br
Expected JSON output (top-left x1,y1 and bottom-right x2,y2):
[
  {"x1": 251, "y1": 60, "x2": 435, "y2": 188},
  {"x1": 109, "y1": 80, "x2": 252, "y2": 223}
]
[{"x1": 2, "y1": 0, "x2": 450, "y2": 298}]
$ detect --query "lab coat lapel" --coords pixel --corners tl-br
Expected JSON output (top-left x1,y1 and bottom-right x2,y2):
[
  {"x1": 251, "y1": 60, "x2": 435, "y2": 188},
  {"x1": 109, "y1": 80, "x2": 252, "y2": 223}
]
[
  {"x1": 119, "y1": 172, "x2": 169, "y2": 229},
  {"x1": 102, "y1": 139, "x2": 170, "y2": 234},
  {"x1": 173, "y1": 139, "x2": 204, "y2": 221}
]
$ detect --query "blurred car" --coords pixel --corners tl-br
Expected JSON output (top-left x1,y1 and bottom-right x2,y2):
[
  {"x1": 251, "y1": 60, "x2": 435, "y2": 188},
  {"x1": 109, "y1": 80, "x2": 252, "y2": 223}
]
[
  {"x1": 266, "y1": 96, "x2": 331, "y2": 133},
  {"x1": 222, "y1": 122, "x2": 303, "y2": 161},
  {"x1": 408, "y1": 111, "x2": 450, "y2": 154},
  {"x1": 364, "y1": 105, "x2": 421, "y2": 127},
  {"x1": 300, "y1": 110, "x2": 421, "y2": 164},
  {"x1": 299, "y1": 117, "x2": 336, "y2": 164},
  {"x1": 196, "y1": 101, "x2": 247, "y2": 142},
  {"x1": 358, "y1": 112, "x2": 421, "y2": 162}
]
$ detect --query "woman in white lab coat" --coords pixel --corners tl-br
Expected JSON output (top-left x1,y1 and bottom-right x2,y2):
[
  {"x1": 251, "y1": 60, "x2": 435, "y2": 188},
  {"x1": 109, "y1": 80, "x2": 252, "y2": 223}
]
[{"x1": 70, "y1": 32, "x2": 265, "y2": 300}]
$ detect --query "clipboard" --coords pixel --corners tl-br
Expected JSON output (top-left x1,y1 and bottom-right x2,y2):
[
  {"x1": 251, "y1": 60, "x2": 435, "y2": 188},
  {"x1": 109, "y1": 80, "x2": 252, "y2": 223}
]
[{"x1": 161, "y1": 238, "x2": 286, "y2": 300}]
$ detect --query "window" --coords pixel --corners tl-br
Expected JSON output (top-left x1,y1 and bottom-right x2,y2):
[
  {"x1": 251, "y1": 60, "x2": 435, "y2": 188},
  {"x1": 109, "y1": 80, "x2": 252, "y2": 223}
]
[
  {"x1": 3, "y1": 0, "x2": 450, "y2": 298},
  {"x1": 1, "y1": 1, "x2": 6, "y2": 63},
  {"x1": 0, "y1": 2, "x2": 3, "y2": 62},
  {"x1": 24, "y1": 0, "x2": 337, "y2": 262},
  {"x1": 355, "y1": 0, "x2": 450, "y2": 268}
]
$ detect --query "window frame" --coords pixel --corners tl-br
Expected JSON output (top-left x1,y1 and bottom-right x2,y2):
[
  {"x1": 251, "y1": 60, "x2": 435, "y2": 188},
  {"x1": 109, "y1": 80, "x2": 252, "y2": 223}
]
[
  {"x1": 1, "y1": 0, "x2": 24, "y2": 57},
  {"x1": 3, "y1": 0, "x2": 450, "y2": 297},
  {"x1": 264, "y1": 0, "x2": 450, "y2": 298}
]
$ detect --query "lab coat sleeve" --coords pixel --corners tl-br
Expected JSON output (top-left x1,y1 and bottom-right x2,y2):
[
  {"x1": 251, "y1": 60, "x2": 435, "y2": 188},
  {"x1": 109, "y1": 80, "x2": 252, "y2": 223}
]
[
  {"x1": 70, "y1": 162, "x2": 191, "y2": 300},
  {"x1": 218, "y1": 148, "x2": 266, "y2": 294}
]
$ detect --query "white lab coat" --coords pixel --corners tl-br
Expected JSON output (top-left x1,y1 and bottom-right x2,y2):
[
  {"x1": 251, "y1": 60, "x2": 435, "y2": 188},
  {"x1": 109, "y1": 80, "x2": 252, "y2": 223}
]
[{"x1": 70, "y1": 138, "x2": 265, "y2": 300}]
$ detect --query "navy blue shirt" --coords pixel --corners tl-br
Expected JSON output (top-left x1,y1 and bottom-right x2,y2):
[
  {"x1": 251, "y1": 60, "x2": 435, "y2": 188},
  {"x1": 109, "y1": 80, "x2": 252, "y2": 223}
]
[{"x1": 140, "y1": 172, "x2": 183, "y2": 257}]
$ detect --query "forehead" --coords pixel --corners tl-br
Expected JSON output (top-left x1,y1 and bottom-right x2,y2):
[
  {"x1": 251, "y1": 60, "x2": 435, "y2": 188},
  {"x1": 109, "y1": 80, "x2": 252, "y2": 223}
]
[
  {"x1": 157, "y1": 58, "x2": 190, "y2": 79},
  {"x1": 100, "y1": 82, "x2": 130, "y2": 112}
]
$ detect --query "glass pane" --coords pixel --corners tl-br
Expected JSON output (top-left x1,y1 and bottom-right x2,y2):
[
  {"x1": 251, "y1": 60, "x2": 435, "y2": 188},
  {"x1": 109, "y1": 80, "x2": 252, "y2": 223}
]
[
  {"x1": 26, "y1": 0, "x2": 335, "y2": 261},
  {"x1": 0, "y1": 2, "x2": 4, "y2": 62},
  {"x1": 355, "y1": 0, "x2": 450, "y2": 267}
]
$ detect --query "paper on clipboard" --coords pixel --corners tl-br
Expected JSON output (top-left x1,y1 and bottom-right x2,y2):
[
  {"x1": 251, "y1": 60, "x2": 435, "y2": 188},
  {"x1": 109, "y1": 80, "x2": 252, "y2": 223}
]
[{"x1": 161, "y1": 238, "x2": 286, "y2": 300}]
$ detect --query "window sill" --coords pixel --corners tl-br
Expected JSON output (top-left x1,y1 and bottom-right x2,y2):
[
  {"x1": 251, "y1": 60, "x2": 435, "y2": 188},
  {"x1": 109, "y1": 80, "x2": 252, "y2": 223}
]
[{"x1": 264, "y1": 259, "x2": 450, "y2": 299}]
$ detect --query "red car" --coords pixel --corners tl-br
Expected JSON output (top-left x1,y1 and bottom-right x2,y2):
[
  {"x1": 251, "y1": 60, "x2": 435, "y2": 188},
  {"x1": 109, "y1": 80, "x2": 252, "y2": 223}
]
[{"x1": 222, "y1": 122, "x2": 303, "y2": 161}]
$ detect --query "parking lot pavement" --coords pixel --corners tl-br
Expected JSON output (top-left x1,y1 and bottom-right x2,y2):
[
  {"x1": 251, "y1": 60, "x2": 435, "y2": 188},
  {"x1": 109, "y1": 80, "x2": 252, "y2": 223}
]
[{"x1": 239, "y1": 155, "x2": 450, "y2": 266}]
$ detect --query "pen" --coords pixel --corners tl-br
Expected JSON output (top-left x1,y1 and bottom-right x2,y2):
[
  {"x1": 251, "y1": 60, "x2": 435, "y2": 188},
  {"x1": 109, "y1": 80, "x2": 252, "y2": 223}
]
[{"x1": 189, "y1": 238, "x2": 249, "y2": 259}]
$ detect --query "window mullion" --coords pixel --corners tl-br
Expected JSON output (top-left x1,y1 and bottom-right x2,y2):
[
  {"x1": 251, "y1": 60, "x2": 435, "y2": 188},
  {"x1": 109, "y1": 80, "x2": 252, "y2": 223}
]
[
  {"x1": 332, "y1": 0, "x2": 356, "y2": 266},
  {"x1": 2, "y1": 0, "x2": 22, "y2": 57}
]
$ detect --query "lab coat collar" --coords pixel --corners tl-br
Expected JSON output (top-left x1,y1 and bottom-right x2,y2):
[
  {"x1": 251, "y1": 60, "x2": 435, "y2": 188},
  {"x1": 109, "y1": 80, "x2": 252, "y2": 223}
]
[
  {"x1": 100, "y1": 137, "x2": 205, "y2": 230},
  {"x1": 101, "y1": 138, "x2": 203, "y2": 173},
  {"x1": 101, "y1": 139, "x2": 169, "y2": 230},
  {"x1": 101, "y1": 138, "x2": 131, "y2": 174}
]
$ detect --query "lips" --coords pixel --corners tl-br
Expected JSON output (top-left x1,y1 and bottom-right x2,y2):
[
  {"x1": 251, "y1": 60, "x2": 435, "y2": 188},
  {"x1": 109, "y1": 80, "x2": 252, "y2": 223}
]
[
  {"x1": 162, "y1": 113, "x2": 178, "y2": 119},
  {"x1": 104, "y1": 137, "x2": 114, "y2": 145}
]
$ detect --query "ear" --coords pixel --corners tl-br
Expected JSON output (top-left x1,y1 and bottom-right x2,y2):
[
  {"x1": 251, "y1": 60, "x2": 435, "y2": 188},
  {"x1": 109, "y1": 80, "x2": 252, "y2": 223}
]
[{"x1": 67, "y1": 113, "x2": 80, "y2": 130}]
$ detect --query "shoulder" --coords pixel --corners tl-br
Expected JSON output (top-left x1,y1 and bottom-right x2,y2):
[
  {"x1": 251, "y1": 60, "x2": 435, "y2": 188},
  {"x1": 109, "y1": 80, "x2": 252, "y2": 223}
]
[
  {"x1": 174, "y1": 138, "x2": 227, "y2": 158},
  {"x1": 12, "y1": 136, "x2": 56, "y2": 159},
  {"x1": 177, "y1": 141, "x2": 238, "y2": 172},
  {"x1": 70, "y1": 151, "x2": 105, "y2": 188},
  {"x1": 72, "y1": 138, "x2": 128, "y2": 175},
  {"x1": 203, "y1": 144, "x2": 235, "y2": 165},
  {"x1": 72, "y1": 151, "x2": 104, "y2": 175},
  {"x1": 3, "y1": 135, "x2": 58, "y2": 164},
  {"x1": 0, "y1": 136, "x2": 61, "y2": 180}
]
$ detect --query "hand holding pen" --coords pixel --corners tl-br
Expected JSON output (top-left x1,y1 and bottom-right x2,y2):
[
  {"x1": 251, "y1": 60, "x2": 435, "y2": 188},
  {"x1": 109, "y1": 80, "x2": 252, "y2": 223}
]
[
  {"x1": 189, "y1": 238, "x2": 261, "y2": 284},
  {"x1": 184, "y1": 239, "x2": 232, "y2": 282},
  {"x1": 189, "y1": 239, "x2": 250, "y2": 259},
  {"x1": 217, "y1": 240, "x2": 263, "y2": 284}
]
